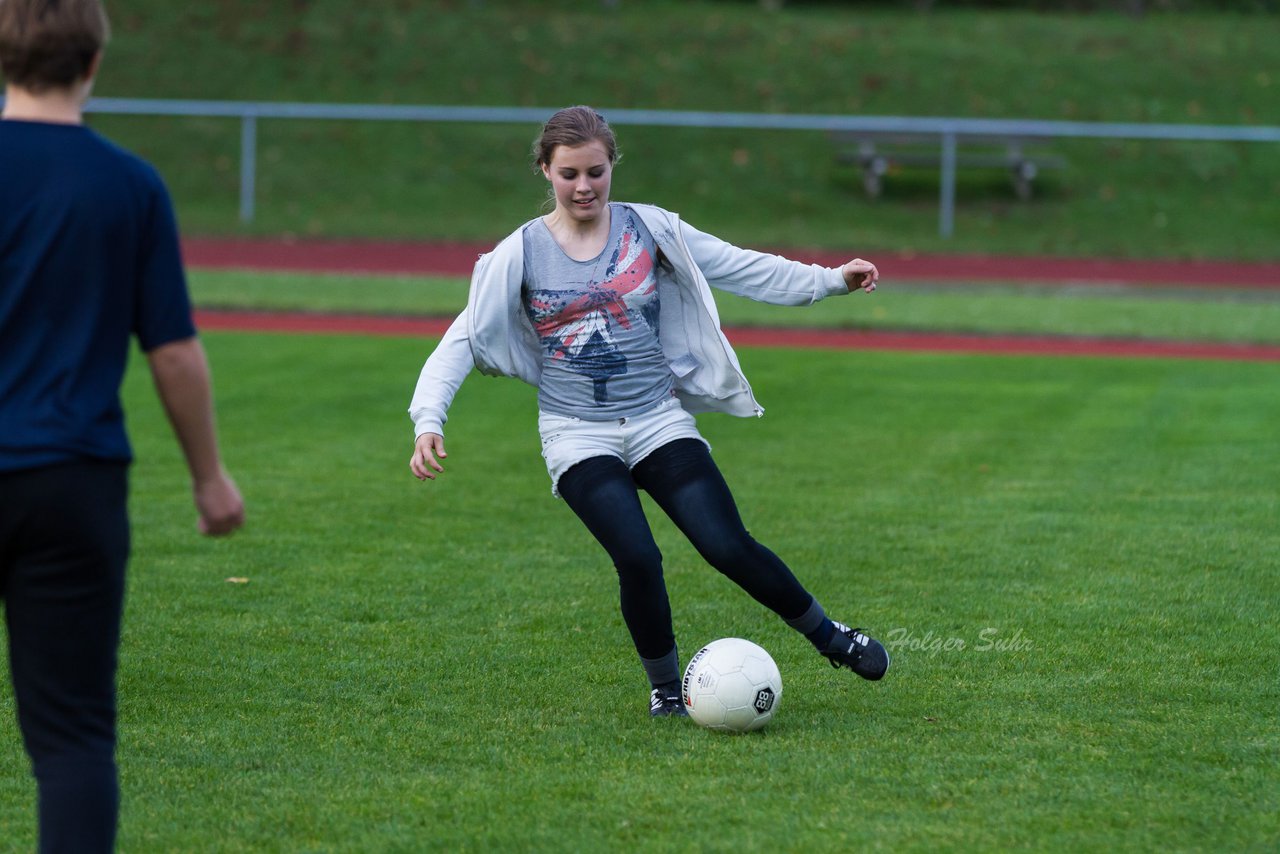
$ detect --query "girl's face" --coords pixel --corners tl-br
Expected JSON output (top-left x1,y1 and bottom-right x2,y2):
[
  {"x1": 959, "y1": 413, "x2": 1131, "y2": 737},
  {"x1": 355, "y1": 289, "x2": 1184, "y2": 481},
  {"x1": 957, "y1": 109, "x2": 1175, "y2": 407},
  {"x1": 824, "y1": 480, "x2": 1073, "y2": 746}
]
[{"x1": 541, "y1": 140, "x2": 612, "y2": 224}]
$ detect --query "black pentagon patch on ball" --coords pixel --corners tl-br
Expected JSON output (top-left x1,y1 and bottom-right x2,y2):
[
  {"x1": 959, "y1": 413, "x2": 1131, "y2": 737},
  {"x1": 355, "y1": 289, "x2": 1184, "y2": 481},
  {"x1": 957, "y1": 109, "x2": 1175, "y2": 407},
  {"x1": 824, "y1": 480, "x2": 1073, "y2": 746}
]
[{"x1": 753, "y1": 686, "x2": 776, "y2": 714}]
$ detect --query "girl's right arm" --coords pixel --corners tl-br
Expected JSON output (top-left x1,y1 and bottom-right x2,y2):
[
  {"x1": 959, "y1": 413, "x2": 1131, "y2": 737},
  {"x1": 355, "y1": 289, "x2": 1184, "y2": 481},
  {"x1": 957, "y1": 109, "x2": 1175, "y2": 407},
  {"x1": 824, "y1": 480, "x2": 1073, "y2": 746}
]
[
  {"x1": 410, "y1": 432, "x2": 447, "y2": 481},
  {"x1": 408, "y1": 309, "x2": 474, "y2": 479}
]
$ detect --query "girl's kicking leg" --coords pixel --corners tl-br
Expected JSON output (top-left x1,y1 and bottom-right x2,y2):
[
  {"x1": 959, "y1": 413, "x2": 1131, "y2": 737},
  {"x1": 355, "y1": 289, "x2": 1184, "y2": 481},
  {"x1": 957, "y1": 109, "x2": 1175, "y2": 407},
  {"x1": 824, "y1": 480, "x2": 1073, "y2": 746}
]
[{"x1": 630, "y1": 439, "x2": 888, "y2": 680}]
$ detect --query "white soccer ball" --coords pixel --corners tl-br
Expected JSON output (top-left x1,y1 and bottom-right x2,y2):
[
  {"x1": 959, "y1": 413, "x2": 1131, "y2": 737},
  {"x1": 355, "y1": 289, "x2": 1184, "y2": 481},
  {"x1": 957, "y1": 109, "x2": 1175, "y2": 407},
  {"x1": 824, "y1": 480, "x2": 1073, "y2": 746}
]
[{"x1": 681, "y1": 638, "x2": 782, "y2": 733}]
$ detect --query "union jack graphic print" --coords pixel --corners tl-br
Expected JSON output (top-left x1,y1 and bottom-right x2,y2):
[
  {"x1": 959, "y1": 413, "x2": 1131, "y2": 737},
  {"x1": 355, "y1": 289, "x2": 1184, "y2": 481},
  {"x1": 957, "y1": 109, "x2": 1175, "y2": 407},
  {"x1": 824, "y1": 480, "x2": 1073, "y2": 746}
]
[{"x1": 524, "y1": 215, "x2": 659, "y2": 404}]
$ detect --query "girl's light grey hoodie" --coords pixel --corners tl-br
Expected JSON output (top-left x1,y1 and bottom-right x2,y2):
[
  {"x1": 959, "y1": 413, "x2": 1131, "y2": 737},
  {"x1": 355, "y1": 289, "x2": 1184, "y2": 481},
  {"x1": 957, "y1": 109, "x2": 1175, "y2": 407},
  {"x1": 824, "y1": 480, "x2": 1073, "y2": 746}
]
[{"x1": 409, "y1": 203, "x2": 851, "y2": 439}]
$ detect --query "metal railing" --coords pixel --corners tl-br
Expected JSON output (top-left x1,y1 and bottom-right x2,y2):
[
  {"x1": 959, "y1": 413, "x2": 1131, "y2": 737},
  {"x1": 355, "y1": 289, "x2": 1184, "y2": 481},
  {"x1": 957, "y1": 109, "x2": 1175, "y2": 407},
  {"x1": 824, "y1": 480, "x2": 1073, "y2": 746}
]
[{"x1": 26, "y1": 97, "x2": 1280, "y2": 237}]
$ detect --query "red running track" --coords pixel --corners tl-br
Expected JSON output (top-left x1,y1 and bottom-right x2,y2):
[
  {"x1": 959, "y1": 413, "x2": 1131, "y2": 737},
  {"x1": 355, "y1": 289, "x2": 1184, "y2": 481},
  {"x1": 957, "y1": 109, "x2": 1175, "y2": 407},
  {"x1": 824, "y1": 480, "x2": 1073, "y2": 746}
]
[
  {"x1": 183, "y1": 237, "x2": 1280, "y2": 289},
  {"x1": 194, "y1": 310, "x2": 1280, "y2": 363},
  {"x1": 184, "y1": 237, "x2": 1280, "y2": 361}
]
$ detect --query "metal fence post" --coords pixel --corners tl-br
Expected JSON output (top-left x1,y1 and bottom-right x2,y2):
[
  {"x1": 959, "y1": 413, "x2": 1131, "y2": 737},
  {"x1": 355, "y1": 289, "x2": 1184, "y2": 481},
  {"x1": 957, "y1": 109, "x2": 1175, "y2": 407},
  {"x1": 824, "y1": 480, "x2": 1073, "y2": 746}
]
[
  {"x1": 939, "y1": 129, "x2": 957, "y2": 239},
  {"x1": 239, "y1": 112, "x2": 257, "y2": 224}
]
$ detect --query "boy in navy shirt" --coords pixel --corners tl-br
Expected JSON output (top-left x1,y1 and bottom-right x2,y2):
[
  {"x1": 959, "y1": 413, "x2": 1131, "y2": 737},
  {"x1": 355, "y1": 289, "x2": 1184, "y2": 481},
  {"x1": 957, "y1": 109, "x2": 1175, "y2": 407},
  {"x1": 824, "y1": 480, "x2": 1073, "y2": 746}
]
[{"x1": 1, "y1": 2, "x2": 244, "y2": 850}]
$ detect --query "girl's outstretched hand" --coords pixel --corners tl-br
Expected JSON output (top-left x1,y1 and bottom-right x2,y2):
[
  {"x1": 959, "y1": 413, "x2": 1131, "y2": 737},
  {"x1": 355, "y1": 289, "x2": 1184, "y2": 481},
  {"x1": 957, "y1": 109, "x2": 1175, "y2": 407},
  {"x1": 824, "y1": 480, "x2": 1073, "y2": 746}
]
[
  {"x1": 410, "y1": 432, "x2": 447, "y2": 481},
  {"x1": 841, "y1": 258, "x2": 879, "y2": 293}
]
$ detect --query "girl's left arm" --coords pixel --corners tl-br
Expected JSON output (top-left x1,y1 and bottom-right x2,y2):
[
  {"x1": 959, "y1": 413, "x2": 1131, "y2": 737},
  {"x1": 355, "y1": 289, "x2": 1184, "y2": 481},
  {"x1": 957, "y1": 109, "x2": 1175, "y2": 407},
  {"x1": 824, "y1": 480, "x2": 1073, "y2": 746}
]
[{"x1": 681, "y1": 220, "x2": 877, "y2": 305}]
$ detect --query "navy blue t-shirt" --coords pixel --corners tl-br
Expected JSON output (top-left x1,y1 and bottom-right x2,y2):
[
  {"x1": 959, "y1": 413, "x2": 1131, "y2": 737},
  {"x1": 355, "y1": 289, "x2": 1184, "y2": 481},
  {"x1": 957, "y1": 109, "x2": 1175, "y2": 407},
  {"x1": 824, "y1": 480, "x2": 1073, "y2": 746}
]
[{"x1": 0, "y1": 119, "x2": 196, "y2": 472}]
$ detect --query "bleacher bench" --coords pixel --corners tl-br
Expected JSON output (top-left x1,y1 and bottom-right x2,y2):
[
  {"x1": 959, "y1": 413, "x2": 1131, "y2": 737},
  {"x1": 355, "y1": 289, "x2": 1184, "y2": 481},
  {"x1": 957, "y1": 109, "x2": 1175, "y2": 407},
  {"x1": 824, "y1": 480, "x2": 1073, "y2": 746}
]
[{"x1": 831, "y1": 132, "x2": 1066, "y2": 200}]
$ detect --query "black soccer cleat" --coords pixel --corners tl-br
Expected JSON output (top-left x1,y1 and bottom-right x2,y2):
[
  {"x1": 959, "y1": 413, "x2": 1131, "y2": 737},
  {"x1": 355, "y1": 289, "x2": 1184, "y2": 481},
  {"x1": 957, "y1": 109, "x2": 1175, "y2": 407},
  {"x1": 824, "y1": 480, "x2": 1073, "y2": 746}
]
[
  {"x1": 649, "y1": 686, "x2": 688, "y2": 718},
  {"x1": 822, "y1": 622, "x2": 890, "y2": 681}
]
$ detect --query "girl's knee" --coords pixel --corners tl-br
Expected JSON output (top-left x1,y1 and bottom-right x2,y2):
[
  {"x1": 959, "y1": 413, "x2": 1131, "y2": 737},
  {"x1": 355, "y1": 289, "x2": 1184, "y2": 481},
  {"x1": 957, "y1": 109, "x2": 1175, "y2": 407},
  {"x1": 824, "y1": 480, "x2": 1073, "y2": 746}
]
[
  {"x1": 614, "y1": 544, "x2": 664, "y2": 585},
  {"x1": 697, "y1": 532, "x2": 757, "y2": 573}
]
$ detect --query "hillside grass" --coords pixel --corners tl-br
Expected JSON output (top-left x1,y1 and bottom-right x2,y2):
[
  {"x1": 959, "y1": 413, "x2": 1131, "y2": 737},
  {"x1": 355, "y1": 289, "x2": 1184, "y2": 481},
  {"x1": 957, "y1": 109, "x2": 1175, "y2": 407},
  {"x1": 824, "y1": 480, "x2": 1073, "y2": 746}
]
[{"x1": 72, "y1": 1, "x2": 1280, "y2": 259}]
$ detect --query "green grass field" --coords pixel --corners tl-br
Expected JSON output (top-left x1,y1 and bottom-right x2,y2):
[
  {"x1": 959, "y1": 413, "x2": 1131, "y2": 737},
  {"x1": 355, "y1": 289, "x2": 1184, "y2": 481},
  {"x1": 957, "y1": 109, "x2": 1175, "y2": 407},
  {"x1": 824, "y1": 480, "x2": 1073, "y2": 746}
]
[
  {"x1": 2, "y1": 328, "x2": 1277, "y2": 851},
  {"x1": 78, "y1": 1, "x2": 1280, "y2": 259}
]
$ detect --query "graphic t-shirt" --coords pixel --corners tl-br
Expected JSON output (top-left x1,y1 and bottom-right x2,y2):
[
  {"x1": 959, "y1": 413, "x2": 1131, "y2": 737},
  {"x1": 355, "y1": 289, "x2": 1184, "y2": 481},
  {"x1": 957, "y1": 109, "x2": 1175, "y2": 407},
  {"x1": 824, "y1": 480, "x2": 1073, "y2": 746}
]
[
  {"x1": 521, "y1": 203, "x2": 674, "y2": 419},
  {"x1": 0, "y1": 120, "x2": 196, "y2": 472}
]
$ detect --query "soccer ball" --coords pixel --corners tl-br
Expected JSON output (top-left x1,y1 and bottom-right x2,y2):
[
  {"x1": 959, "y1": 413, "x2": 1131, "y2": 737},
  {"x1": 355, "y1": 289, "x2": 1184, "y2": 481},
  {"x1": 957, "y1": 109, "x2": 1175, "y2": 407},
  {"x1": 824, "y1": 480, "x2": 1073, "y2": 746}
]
[{"x1": 681, "y1": 638, "x2": 782, "y2": 733}]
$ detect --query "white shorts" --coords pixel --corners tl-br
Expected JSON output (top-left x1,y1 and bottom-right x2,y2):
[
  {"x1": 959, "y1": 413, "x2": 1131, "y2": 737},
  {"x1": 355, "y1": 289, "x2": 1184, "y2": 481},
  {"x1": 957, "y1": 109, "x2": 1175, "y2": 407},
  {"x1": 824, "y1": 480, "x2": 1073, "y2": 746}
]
[{"x1": 538, "y1": 396, "x2": 709, "y2": 498}]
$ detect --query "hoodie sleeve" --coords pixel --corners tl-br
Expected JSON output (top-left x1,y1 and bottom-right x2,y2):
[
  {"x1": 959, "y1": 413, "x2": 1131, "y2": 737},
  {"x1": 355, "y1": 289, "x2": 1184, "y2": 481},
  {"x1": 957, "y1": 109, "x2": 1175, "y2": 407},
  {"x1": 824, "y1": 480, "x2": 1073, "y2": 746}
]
[
  {"x1": 679, "y1": 219, "x2": 849, "y2": 306},
  {"x1": 407, "y1": 308, "x2": 474, "y2": 438}
]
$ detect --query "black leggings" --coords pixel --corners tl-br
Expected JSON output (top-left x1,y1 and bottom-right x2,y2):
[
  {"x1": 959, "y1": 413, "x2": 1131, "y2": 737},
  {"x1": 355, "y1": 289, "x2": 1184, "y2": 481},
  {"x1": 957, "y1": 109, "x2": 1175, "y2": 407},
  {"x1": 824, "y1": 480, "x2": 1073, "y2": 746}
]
[{"x1": 557, "y1": 438, "x2": 812, "y2": 660}]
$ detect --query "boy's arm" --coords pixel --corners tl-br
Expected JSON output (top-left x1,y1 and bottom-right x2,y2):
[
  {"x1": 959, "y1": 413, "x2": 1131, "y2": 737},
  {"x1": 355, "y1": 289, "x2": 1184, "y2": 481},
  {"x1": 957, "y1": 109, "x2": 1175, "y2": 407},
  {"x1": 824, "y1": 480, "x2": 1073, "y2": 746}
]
[{"x1": 146, "y1": 336, "x2": 245, "y2": 536}]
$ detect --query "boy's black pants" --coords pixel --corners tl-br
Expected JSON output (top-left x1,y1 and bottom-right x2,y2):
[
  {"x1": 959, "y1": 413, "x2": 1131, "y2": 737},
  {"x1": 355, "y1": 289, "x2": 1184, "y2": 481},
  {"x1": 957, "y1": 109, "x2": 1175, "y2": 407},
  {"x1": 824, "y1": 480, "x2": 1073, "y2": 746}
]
[{"x1": 1, "y1": 461, "x2": 129, "y2": 854}]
